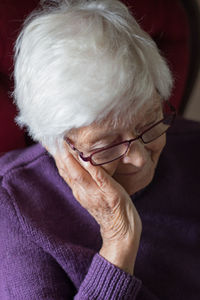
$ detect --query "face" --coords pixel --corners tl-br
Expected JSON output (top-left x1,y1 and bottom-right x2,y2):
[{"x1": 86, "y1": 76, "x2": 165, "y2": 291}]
[{"x1": 65, "y1": 96, "x2": 166, "y2": 195}]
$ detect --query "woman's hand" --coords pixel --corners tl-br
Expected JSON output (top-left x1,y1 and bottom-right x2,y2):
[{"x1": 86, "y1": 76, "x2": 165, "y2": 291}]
[{"x1": 54, "y1": 143, "x2": 142, "y2": 275}]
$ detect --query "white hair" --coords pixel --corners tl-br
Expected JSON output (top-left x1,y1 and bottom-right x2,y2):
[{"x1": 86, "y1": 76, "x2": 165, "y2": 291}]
[{"x1": 13, "y1": 0, "x2": 173, "y2": 154}]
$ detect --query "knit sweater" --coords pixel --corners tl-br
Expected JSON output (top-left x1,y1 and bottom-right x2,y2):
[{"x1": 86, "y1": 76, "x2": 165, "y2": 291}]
[{"x1": 0, "y1": 117, "x2": 200, "y2": 299}]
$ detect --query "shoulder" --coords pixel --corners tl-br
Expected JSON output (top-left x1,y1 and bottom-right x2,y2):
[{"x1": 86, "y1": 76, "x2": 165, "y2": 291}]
[
  {"x1": 157, "y1": 117, "x2": 200, "y2": 201},
  {"x1": 0, "y1": 143, "x2": 60, "y2": 229},
  {"x1": 167, "y1": 116, "x2": 200, "y2": 136},
  {"x1": 166, "y1": 117, "x2": 200, "y2": 152},
  {"x1": 0, "y1": 142, "x2": 65, "y2": 220},
  {"x1": 164, "y1": 116, "x2": 200, "y2": 162},
  {"x1": 0, "y1": 142, "x2": 76, "y2": 245},
  {"x1": 0, "y1": 143, "x2": 49, "y2": 180}
]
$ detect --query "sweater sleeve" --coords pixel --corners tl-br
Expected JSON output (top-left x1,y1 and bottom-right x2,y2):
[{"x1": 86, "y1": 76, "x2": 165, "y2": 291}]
[
  {"x1": 74, "y1": 254, "x2": 161, "y2": 300},
  {"x1": 75, "y1": 253, "x2": 142, "y2": 299}
]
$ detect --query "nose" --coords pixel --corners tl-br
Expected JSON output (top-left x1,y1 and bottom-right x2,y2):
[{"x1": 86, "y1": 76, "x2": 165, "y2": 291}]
[{"x1": 122, "y1": 140, "x2": 148, "y2": 168}]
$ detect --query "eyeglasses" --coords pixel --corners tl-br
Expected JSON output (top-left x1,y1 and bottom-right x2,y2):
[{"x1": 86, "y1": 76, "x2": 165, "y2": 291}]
[{"x1": 65, "y1": 101, "x2": 176, "y2": 166}]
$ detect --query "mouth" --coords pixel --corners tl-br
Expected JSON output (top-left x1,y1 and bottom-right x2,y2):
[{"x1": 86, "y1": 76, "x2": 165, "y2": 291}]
[{"x1": 115, "y1": 170, "x2": 140, "y2": 176}]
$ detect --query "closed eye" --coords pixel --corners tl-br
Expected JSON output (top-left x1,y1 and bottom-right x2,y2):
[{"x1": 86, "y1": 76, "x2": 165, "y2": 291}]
[{"x1": 88, "y1": 136, "x2": 122, "y2": 153}]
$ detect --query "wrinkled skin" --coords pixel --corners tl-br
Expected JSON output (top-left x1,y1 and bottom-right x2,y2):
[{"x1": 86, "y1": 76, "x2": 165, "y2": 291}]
[{"x1": 52, "y1": 96, "x2": 166, "y2": 274}]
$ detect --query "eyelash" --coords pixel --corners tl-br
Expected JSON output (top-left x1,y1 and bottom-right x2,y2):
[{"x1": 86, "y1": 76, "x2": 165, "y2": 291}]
[
  {"x1": 89, "y1": 114, "x2": 161, "y2": 153},
  {"x1": 89, "y1": 136, "x2": 122, "y2": 153}
]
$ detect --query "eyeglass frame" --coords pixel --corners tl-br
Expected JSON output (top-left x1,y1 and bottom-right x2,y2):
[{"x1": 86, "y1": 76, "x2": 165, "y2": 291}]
[{"x1": 65, "y1": 101, "x2": 176, "y2": 166}]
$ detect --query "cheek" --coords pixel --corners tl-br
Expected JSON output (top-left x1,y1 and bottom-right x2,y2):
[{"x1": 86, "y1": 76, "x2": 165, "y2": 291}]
[
  {"x1": 101, "y1": 160, "x2": 119, "y2": 176},
  {"x1": 145, "y1": 134, "x2": 166, "y2": 161},
  {"x1": 101, "y1": 135, "x2": 166, "y2": 176}
]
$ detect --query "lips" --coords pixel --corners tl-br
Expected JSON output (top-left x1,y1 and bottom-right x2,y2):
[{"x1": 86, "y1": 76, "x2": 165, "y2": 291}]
[{"x1": 115, "y1": 170, "x2": 140, "y2": 176}]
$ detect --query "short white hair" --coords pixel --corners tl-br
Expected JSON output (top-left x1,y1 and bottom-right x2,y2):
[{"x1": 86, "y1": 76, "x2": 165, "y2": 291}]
[{"x1": 13, "y1": 0, "x2": 173, "y2": 154}]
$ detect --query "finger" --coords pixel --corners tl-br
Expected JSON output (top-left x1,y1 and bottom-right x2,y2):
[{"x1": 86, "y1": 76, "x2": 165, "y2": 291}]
[
  {"x1": 57, "y1": 142, "x2": 120, "y2": 197},
  {"x1": 55, "y1": 157, "x2": 73, "y2": 188},
  {"x1": 58, "y1": 152, "x2": 105, "y2": 209},
  {"x1": 79, "y1": 160, "x2": 121, "y2": 194},
  {"x1": 56, "y1": 147, "x2": 98, "y2": 191}
]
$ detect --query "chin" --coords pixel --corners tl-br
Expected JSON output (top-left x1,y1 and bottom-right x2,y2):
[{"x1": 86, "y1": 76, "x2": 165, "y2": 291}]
[{"x1": 124, "y1": 176, "x2": 152, "y2": 196}]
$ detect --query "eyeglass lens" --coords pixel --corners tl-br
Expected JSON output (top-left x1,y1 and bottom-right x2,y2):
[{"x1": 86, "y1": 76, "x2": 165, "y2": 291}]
[
  {"x1": 91, "y1": 114, "x2": 173, "y2": 165},
  {"x1": 92, "y1": 142, "x2": 129, "y2": 165},
  {"x1": 141, "y1": 115, "x2": 172, "y2": 143}
]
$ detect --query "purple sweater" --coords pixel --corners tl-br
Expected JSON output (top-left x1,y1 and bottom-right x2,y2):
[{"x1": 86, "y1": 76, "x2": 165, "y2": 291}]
[{"x1": 0, "y1": 117, "x2": 200, "y2": 299}]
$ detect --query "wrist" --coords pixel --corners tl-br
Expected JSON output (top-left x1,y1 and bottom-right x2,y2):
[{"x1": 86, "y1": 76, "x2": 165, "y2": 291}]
[{"x1": 99, "y1": 238, "x2": 139, "y2": 275}]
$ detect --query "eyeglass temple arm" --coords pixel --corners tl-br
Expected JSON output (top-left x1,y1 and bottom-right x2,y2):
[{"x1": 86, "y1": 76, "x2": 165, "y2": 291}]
[
  {"x1": 65, "y1": 138, "x2": 91, "y2": 162},
  {"x1": 166, "y1": 100, "x2": 177, "y2": 114}
]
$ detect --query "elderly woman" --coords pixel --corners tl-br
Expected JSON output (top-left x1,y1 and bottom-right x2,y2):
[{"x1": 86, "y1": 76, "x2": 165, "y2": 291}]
[{"x1": 0, "y1": 0, "x2": 199, "y2": 299}]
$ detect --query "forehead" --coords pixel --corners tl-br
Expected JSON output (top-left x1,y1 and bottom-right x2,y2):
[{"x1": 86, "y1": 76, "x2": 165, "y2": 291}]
[{"x1": 68, "y1": 96, "x2": 162, "y2": 147}]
